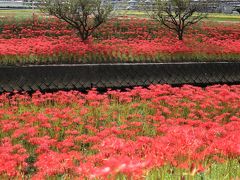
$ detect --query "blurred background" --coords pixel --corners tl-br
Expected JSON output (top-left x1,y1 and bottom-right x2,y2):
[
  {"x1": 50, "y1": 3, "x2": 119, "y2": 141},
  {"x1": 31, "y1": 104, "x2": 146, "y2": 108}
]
[{"x1": 0, "y1": 0, "x2": 239, "y2": 14}]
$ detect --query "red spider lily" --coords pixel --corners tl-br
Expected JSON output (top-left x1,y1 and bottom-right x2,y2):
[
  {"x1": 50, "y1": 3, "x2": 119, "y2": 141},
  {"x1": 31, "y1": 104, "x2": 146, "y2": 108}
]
[
  {"x1": 0, "y1": 17, "x2": 240, "y2": 64},
  {"x1": 0, "y1": 85, "x2": 239, "y2": 178}
]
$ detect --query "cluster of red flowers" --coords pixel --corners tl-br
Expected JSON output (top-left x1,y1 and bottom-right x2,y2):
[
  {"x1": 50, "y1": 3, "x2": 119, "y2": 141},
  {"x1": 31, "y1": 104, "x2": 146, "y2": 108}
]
[
  {"x1": 0, "y1": 84, "x2": 239, "y2": 178},
  {"x1": 0, "y1": 17, "x2": 240, "y2": 64},
  {"x1": 0, "y1": 16, "x2": 72, "y2": 39}
]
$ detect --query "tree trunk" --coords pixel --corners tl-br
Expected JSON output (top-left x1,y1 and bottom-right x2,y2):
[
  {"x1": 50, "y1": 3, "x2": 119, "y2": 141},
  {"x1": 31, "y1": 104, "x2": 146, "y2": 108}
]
[
  {"x1": 82, "y1": 39, "x2": 92, "y2": 45},
  {"x1": 77, "y1": 29, "x2": 89, "y2": 43},
  {"x1": 178, "y1": 30, "x2": 184, "y2": 41},
  {"x1": 81, "y1": 34, "x2": 89, "y2": 43}
]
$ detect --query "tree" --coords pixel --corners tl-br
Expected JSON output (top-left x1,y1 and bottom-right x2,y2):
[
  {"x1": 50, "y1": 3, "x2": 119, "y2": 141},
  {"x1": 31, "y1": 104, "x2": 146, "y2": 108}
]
[
  {"x1": 143, "y1": 0, "x2": 211, "y2": 40},
  {"x1": 39, "y1": 0, "x2": 113, "y2": 43}
]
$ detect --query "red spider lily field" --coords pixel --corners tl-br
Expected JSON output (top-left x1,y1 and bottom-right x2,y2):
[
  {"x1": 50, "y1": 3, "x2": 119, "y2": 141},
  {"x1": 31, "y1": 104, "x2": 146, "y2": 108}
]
[
  {"x1": 0, "y1": 85, "x2": 239, "y2": 179},
  {"x1": 0, "y1": 11, "x2": 240, "y2": 179},
  {"x1": 0, "y1": 16, "x2": 240, "y2": 65}
]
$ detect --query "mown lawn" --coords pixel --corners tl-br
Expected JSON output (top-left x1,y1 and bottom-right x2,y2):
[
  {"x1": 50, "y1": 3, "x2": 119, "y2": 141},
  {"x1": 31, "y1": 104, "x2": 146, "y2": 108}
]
[{"x1": 0, "y1": 9, "x2": 42, "y2": 19}]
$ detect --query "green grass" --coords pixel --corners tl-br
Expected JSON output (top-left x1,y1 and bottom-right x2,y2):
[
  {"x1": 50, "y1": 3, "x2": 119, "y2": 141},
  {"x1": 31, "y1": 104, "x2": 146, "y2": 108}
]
[
  {"x1": 115, "y1": 10, "x2": 147, "y2": 18},
  {"x1": 0, "y1": 9, "x2": 42, "y2": 19},
  {"x1": 116, "y1": 10, "x2": 240, "y2": 22},
  {"x1": 206, "y1": 13, "x2": 240, "y2": 22},
  {"x1": 0, "y1": 9, "x2": 239, "y2": 22}
]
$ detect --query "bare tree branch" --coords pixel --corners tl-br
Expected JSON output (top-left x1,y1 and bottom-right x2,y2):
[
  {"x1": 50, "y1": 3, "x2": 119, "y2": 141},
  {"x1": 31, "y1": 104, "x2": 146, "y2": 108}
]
[
  {"x1": 142, "y1": 0, "x2": 212, "y2": 40},
  {"x1": 39, "y1": 0, "x2": 113, "y2": 43}
]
